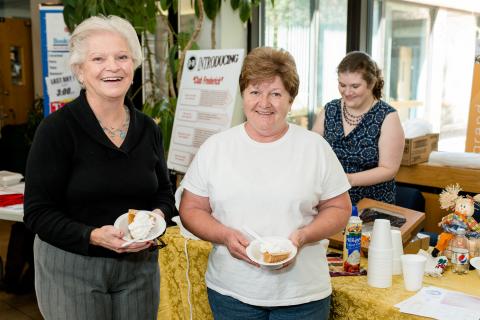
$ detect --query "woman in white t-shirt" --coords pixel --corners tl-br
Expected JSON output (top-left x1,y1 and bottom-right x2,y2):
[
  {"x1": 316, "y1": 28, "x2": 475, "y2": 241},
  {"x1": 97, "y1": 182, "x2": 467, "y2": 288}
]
[{"x1": 177, "y1": 47, "x2": 351, "y2": 320}]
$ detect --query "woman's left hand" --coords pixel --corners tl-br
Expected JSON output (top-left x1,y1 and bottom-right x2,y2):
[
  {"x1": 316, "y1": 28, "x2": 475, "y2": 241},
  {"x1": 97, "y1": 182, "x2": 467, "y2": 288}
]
[
  {"x1": 90, "y1": 225, "x2": 154, "y2": 253},
  {"x1": 289, "y1": 229, "x2": 307, "y2": 249},
  {"x1": 117, "y1": 240, "x2": 155, "y2": 253}
]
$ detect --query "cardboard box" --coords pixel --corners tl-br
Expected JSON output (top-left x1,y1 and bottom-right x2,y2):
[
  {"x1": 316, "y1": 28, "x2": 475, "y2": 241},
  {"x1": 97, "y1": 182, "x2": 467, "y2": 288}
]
[
  {"x1": 401, "y1": 133, "x2": 439, "y2": 166},
  {"x1": 403, "y1": 232, "x2": 430, "y2": 254}
]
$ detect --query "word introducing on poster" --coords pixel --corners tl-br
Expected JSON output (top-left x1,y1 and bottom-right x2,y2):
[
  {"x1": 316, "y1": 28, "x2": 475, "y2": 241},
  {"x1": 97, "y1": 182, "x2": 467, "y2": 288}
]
[
  {"x1": 167, "y1": 49, "x2": 244, "y2": 173},
  {"x1": 39, "y1": 5, "x2": 80, "y2": 116}
]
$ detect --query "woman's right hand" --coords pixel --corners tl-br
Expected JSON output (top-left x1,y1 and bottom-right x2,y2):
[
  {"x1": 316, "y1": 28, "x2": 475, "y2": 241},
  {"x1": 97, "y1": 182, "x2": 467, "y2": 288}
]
[{"x1": 223, "y1": 228, "x2": 259, "y2": 267}]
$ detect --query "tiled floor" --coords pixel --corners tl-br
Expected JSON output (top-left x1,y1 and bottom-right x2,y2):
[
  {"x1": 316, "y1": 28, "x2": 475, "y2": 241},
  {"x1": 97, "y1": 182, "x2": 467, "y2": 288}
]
[{"x1": 0, "y1": 220, "x2": 43, "y2": 320}]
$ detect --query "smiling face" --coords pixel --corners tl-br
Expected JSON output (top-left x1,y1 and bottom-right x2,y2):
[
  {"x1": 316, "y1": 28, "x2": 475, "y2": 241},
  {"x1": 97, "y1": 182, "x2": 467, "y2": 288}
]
[
  {"x1": 242, "y1": 76, "x2": 292, "y2": 142},
  {"x1": 338, "y1": 71, "x2": 374, "y2": 110},
  {"x1": 455, "y1": 198, "x2": 474, "y2": 217},
  {"x1": 77, "y1": 31, "x2": 134, "y2": 104}
]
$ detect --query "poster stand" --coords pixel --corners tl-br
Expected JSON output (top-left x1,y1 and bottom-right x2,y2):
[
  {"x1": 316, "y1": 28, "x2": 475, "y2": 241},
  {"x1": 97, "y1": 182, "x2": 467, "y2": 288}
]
[{"x1": 167, "y1": 49, "x2": 245, "y2": 173}]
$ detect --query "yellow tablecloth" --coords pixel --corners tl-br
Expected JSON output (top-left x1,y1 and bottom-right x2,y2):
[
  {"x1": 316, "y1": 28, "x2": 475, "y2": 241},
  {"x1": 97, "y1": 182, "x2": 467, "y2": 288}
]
[
  {"x1": 158, "y1": 227, "x2": 213, "y2": 320},
  {"x1": 158, "y1": 227, "x2": 480, "y2": 320}
]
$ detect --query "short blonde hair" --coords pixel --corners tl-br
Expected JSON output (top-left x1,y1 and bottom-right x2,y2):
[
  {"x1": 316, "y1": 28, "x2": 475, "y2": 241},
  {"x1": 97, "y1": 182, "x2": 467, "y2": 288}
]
[
  {"x1": 239, "y1": 47, "x2": 299, "y2": 102},
  {"x1": 69, "y1": 15, "x2": 142, "y2": 78}
]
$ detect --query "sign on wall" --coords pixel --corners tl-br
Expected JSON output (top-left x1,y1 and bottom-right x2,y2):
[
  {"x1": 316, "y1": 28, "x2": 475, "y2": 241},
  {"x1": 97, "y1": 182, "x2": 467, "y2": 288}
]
[
  {"x1": 167, "y1": 49, "x2": 245, "y2": 173},
  {"x1": 39, "y1": 5, "x2": 80, "y2": 116}
]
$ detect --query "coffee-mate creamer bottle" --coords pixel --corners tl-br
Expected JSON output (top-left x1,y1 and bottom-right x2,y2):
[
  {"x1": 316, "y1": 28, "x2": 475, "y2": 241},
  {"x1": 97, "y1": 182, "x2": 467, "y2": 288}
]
[{"x1": 343, "y1": 206, "x2": 362, "y2": 272}]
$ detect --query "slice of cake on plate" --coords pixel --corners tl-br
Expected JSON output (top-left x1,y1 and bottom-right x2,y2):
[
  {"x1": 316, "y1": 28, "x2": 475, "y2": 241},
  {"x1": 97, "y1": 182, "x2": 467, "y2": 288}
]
[
  {"x1": 127, "y1": 209, "x2": 156, "y2": 240},
  {"x1": 261, "y1": 241, "x2": 291, "y2": 263}
]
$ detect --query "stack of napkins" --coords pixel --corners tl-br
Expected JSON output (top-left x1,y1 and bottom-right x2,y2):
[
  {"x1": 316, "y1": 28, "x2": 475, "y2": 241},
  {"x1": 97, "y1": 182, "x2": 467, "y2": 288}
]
[{"x1": 0, "y1": 171, "x2": 23, "y2": 187}]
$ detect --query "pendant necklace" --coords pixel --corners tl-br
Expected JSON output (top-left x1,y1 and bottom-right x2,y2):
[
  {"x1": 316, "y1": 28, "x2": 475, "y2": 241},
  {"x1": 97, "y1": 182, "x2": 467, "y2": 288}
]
[{"x1": 99, "y1": 105, "x2": 130, "y2": 140}]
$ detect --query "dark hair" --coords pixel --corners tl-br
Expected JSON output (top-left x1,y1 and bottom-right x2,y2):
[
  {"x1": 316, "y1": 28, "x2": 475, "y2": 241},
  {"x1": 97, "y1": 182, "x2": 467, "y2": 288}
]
[
  {"x1": 239, "y1": 47, "x2": 299, "y2": 102},
  {"x1": 337, "y1": 51, "x2": 384, "y2": 99}
]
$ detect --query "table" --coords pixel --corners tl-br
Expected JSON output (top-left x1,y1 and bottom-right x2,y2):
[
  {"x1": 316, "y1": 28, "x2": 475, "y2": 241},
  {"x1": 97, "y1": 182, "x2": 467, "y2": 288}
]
[
  {"x1": 158, "y1": 227, "x2": 212, "y2": 320},
  {"x1": 0, "y1": 183, "x2": 24, "y2": 222},
  {"x1": 158, "y1": 227, "x2": 480, "y2": 320},
  {"x1": 396, "y1": 163, "x2": 480, "y2": 194}
]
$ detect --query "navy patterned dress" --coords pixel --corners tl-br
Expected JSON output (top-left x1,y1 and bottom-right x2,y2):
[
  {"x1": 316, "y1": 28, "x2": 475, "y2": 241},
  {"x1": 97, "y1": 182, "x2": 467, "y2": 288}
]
[{"x1": 323, "y1": 98, "x2": 397, "y2": 205}]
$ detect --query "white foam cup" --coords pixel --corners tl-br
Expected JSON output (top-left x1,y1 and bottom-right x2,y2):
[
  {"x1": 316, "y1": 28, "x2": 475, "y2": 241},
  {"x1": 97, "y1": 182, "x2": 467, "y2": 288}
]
[
  {"x1": 370, "y1": 219, "x2": 392, "y2": 249},
  {"x1": 391, "y1": 230, "x2": 404, "y2": 275},
  {"x1": 367, "y1": 247, "x2": 393, "y2": 288},
  {"x1": 392, "y1": 259, "x2": 402, "y2": 275},
  {"x1": 400, "y1": 254, "x2": 427, "y2": 291}
]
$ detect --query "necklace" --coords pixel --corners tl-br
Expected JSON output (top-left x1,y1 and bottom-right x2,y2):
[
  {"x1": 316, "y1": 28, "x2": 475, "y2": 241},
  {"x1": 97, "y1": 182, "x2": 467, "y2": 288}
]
[
  {"x1": 342, "y1": 99, "x2": 376, "y2": 126},
  {"x1": 99, "y1": 105, "x2": 130, "y2": 140}
]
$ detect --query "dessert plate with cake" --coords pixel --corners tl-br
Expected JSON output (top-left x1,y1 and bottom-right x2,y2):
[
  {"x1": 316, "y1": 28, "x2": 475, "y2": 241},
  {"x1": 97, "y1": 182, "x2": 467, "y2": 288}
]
[
  {"x1": 114, "y1": 209, "x2": 166, "y2": 246},
  {"x1": 246, "y1": 236, "x2": 298, "y2": 270}
]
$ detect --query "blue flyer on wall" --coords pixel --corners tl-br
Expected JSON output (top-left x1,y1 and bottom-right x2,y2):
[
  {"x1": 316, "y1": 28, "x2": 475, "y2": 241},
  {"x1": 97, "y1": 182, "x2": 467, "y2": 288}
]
[{"x1": 39, "y1": 5, "x2": 80, "y2": 116}]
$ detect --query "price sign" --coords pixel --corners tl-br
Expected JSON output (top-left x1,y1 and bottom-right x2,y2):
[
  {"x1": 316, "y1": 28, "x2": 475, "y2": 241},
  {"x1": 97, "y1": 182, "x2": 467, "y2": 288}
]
[{"x1": 46, "y1": 74, "x2": 80, "y2": 113}]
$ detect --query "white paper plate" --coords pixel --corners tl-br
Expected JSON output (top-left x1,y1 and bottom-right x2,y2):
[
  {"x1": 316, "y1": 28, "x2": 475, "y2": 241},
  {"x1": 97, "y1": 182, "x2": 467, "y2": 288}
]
[
  {"x1": 246, "y1": 236, "x2": 297, "y2": 270},
  {"x1": 114, "y1": 211, "x2": 166, "y2": 242}
]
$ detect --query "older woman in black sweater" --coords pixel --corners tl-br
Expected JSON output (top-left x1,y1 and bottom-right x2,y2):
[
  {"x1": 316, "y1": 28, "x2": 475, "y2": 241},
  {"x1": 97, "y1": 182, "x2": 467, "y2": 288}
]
[{"x1": 23, "y1": 15, "x2": 174, "y2": 320}]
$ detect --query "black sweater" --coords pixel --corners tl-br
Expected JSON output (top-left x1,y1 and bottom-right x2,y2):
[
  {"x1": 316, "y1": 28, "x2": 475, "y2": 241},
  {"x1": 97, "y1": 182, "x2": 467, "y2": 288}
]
[{"x1": 24, "y1": 91, "x2": 175, "y2": 257}]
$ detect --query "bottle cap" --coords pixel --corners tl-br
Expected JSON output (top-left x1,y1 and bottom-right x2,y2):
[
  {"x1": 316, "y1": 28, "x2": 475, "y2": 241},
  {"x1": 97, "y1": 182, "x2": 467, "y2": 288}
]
[{"x1": 352, "y1": 206, "x2": 358, "y2": 217}]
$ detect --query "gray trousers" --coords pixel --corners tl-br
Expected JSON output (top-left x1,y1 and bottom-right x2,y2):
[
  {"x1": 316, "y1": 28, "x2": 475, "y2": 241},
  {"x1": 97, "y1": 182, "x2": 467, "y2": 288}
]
[{"x1": 34, "y1": 236, "x2": 159, "y2": 320}]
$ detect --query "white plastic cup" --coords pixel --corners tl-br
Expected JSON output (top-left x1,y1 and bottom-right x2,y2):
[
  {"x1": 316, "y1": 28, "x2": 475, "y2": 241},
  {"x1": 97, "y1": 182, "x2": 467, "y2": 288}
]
[
  {"x1": 400, "y1": 254, "x2": 427, "y2": 291},
  {"x1": 370, "y1": 219, "x2": 392, "y2": 249}
]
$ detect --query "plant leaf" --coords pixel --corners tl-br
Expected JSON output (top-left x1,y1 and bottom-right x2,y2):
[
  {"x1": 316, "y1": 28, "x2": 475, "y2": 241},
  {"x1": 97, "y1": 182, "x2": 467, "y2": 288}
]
[
  {"x1": 160, "y1": 0, "x2": 172, "y2": 11},
  {"x1": 204, "y1": 0, "x2": 220, "y2": 20},
  {"x1": 239, "y1": 0, "x2": 251, "y2": 22},
  {"x1": 230, "y1": 0, "x2": 240, "y2": 10}
]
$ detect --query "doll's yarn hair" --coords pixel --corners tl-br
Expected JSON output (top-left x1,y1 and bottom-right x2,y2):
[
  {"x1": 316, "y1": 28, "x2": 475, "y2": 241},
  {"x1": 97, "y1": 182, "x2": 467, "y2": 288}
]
[{"x1": 439, "y1": 184, "x2": 462, "y2": 210}]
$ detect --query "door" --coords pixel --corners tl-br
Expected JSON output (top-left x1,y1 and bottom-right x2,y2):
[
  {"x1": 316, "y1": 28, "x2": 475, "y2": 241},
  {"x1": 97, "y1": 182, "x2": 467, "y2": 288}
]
[{"x1": 0, "y1": 18, "x2": 34, "y2": 127}]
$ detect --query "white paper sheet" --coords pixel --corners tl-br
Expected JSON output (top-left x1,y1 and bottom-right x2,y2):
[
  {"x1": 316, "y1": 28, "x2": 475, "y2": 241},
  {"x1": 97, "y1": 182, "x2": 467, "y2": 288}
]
[{"x1": 395, "y1": 286, "x2": 480, "y2": 320}]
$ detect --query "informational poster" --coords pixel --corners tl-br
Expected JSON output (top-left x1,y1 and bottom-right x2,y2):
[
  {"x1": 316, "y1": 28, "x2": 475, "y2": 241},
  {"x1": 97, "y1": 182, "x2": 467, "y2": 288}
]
[
  {"x1": 167, "y1": 49, "x2": 244, "y2": 173},
  {"x1": 39, "y1": 5, "x2": 81, "y2": 116}
]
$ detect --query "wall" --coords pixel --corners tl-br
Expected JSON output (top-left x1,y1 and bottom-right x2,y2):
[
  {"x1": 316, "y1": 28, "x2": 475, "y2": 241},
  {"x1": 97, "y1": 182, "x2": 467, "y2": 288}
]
[
  {"x1": 0, "y1": 0, "x2": 30, "y2": 18},
  {"x1": 30, "y1": 0, "x2": 44, "y2": 98}
]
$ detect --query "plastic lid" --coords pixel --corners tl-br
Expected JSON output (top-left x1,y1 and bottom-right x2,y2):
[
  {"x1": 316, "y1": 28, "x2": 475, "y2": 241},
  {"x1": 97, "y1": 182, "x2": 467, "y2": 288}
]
[{"x1": 352, "y1": 206, "x2": 358, "y2": 217}]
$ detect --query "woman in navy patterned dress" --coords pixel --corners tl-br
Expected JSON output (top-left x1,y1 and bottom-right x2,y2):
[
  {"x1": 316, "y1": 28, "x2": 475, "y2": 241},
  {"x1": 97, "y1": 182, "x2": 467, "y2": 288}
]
[{"x1": 312, "y1": 51, "x2": 404, "y2": 205}]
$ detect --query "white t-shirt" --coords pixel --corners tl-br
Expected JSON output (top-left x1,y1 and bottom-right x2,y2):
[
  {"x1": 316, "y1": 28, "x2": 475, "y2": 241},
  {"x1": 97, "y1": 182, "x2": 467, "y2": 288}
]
[{"x1": 177, "y1": 123, "x2": 350, "y2": 306}]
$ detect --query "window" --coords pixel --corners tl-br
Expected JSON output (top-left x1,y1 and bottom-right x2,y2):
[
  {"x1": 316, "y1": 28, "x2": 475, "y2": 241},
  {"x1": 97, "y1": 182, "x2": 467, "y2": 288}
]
[
  {"x1": 370, "y1": 0, "x2": 480, "y2": 151},
  {"x1": 261, "y1": 0, "x2": 348, "y2": 128}
]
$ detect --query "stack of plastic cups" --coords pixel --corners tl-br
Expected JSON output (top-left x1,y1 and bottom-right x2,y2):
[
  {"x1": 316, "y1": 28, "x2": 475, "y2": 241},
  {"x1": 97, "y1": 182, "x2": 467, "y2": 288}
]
[
  {"x1": 367, "y1": 219, "x2": 393, "y2": 288},
  {"x1": 391, "y1": 230, "x2": 404, "y2": 275}
]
